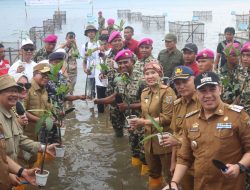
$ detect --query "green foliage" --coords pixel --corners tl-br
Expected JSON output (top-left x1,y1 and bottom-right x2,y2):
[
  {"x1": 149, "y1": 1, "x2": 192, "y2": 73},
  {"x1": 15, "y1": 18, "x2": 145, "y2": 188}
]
[
  {"x1": 96, "y1": 63, "x2": 109, "y2": 72},
  {"x1": 48, "y1": 61, "x2": 64, "y2": 82},
  {"x1": 34, "y1": 111, "x2": 53, "y2": 134},
  {"x1": 114, "y1": 19, "x2": 126, "y2": 32},
  {"x1": 222, "y1": 43, "x2": 241, "y2": 59},
  {"x1": 56, "y1": 84, "x2": 70, "y2": 96}
]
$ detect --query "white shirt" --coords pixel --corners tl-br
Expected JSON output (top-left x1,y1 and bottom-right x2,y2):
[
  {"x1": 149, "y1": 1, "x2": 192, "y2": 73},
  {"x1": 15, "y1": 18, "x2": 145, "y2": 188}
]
[{"x1": 8, "y1": 60, "x2": 37, "y2": 81}]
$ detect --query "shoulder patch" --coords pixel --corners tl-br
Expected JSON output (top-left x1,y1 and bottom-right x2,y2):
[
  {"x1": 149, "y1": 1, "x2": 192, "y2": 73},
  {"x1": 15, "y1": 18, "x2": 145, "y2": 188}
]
[
  {"x1": 142, "y1": 87, "x2": 149, "y2": 92},
  {"x1": 185, "y1": 110, "x2": 200, "y2": 118},
  {"x1": 174, "y1": 98, "x2": 182, "y2": 106},
  {"x1": 228, "y1": 104, "x2": 244, "y2": 113}
]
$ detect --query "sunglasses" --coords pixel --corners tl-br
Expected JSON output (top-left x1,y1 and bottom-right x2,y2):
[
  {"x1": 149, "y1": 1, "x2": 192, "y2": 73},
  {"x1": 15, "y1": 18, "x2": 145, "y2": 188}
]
[
  {"x1": 23, "y1": 48, "x2": 34, "y2": 52},
  {"x1": 17, "y1": 83, "x2": 31, "y2": 90}
]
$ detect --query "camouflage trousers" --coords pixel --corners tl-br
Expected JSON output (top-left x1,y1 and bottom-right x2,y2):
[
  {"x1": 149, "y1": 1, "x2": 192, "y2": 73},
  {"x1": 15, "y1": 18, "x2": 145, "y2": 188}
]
[
  {"x1": 246, "y1": 170, "x2": 250, "y2": 190},
  {"x1": 110, "y1": 107, "x2": 125, "y2": 137}
]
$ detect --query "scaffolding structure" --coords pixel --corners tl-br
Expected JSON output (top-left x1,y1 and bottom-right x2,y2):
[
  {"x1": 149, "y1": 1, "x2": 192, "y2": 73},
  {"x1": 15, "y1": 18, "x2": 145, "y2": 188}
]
[
  {"x1": 169, "y1": 21, "x2": 205, "y2": 43},
  {"x1": 1, "y1": 41, "x2": 21, "y2": 65},
  {"x1": 53, "y1": 11, "x2": 66, "y2": 25},
  {"x1": 235, "y1": 14, "x2": 249, "y2": 31},
  {"x1": 142, "y1": 15, "x2": 165, "y2": 30},
  {"x1": 193, "y1": 11, "x2": 212, "y2": 21},
  {"x1": 129, "y1": 12, "x2": 142, "y2": 22},
  {"x1": 117, "y1": 9, "x2": 131, "y2": 20},
  {"x1": 218, "y1": 32, "x2": 249, "y2": 45},
  {"x1": 43, "y1": 19, "x2": 56, "y2": 35},
  {"x1": 29, "y1": 26, "x2": 48, "y2": 49}
]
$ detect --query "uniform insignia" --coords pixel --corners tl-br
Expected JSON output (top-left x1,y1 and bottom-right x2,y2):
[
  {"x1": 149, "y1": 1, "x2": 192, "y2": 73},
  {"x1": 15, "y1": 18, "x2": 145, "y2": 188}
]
[
  {"x1": 190, "y1": 123, "x2": 199, "y2": 132},
  {"x1": 218, "y1": 109, "x2": 223, "y2": 114},
  {"x1": 216, "y1": 123, "x2": 232, "y2": 129},
  {"x1": 191, "y1": 141, "x2": 198, "y2": 149},
  {"x1": 228, "y1": 105, "x2": 244, "y2": 112},
  {"x1": 166, "y1": 96, "x2": 173, "y2": 104},
  {"x1": 224, "y1": 116, "x2": 229, "y2": 121},
  {"x1": 185, "y1": 110, "x2": 199, "y2": 118},
  {"x1": 175, "y1": 67, "x2": 183, "y2": 75},
  {"x1": 174, "y1": 98, "x2": 181, "y2": 106},
  {"x1": 203, "y1": 53, "x2": 207, "y2": 57}
]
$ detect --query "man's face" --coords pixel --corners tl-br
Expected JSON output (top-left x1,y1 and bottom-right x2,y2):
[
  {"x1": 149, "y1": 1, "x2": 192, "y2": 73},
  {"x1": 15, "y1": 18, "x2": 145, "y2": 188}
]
[
  {"x1": 241, "y1": 52, "x2": 250, "y2": 68},
  {"x1": 139, "y1": 44, "x2": 152, "y2": 59},
  {"x1": 33, "y1": 72, "x2": 50, "y2": 87},
  {"x1": 174, "y1": 77, "x2": 195, "y2": 98},
  {"x1": 197, "y1": 84, "x2": 221, "y2": 112},
  {"x1": 228, "y1": 54, "x2": 239, "y2": 66},
  {"x1": 197, "y1": 59, "x2": 214, "y2": 73},
  {"x1": 117, "y1": 58, "x2": 133, "y2": 74},
  {"x1": 124, "y1": 28, "x2": 133, "y2": 41},
  {"x1": 66, "y1": 34, "x2": 75, "y2": 46},
  {"x1": 183, "y1": 50, "x2": 196, "y2": 64},
  {"x1": 165, "y1": 40, "x2": 176, "y2": 51},
  {"x1": 45, "y1": 42, "x2": 56, "y2": 53},
  {"x1": 0, "y1": 87, "x2": 19, "y2": 109},
  {"x1": 225, "y1": 32, "x2": 234, "y2": 42},
  {"x1": 0, "y1": 47, "x2": 5, "y2": 60},
  {"x1": 100, "y1": 40, "x2": 109, "y2": 51},
  {"x1": 87, "y1": 30, "x2": 96, "y2": 40},
  {"x1": 98, "y1": 12, "x2": 102, "y2": 17},
  {"x1": 111, "y1": 37, "x2": 123, "y2": 51},
  {"x1": 22, "y1": 45, "x2": 34, "y2": 61}
]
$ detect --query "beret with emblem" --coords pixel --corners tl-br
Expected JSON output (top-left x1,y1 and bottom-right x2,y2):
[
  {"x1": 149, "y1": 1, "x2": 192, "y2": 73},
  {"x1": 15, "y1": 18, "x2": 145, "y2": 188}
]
[
  {"x1": 0, "y1": 74, "x2": 22, "y2": 91},
  {"x1": 172, "y1": 66, "x2": 194, "y2": 81},
  {"x1": 43, "y1": 34, "x2": 58, "y2": 43},
  {"x1": 33, "y1": 63, "x2": 51, "y2": 73},
  {"x1": 114, "y1": 49, "x2": 133, "y2": 62},
  {"x1": 196, "y1": 49, "x2": 214, "y2": 60},
  {"x1": 241, "y1": 42, "x2": 250, "y2": 53},
  {"x1": 138, "y1": 38, "x2": 153, "y2": 47},
  {"x1": 108, "y1": 31, "x2": 122, "y2": 43},
  {"x1": 195, "y1": 71, "x2": 220, "y2": 89}
]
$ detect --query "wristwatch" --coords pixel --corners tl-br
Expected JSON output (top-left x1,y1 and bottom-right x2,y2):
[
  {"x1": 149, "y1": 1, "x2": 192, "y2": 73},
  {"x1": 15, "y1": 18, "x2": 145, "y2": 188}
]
[
  {"x1": 236, "y1": 163, "x2": 247, "y2": 173},
  {"x1": 17, "y1": 167, "x2": 24, "y2": 177}
]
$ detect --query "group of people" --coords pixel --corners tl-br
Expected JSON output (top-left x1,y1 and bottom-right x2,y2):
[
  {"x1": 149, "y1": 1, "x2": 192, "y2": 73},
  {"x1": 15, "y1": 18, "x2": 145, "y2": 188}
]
[{"x1": 0, "y1": 11, "x2": 250, "y2": 190}]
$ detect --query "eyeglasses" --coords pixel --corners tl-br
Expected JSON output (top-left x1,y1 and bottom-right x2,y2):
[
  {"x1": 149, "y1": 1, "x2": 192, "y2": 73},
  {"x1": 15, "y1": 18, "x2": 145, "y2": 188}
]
[
  {"x1": 17, "y1": 83, "x2": 31, "y2": 90},
  {"x1": 23, "y1": 48, "x2": 34, "y2": 52},
  {"x1": 38, "y1": 72, "x2": 49, "y2": 78}
]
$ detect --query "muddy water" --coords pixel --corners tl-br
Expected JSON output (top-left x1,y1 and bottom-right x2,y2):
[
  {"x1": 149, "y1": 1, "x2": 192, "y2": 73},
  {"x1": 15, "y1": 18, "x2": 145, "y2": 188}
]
[{"x1": 37, "y1": 65, "x2": 148, "y2": 190}]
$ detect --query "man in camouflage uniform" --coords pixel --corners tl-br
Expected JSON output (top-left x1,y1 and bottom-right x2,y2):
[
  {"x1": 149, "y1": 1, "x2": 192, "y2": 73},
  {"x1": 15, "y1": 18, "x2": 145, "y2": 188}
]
[
  {"x1": 98, "y1": 11, "x2": 105, "y2": 32},
  {"x1": 134, "y1": 38, "x2": 156, "y2": 76},
  {"x1": 33, "y1": 34, "x2": 57, "y2": 63}
]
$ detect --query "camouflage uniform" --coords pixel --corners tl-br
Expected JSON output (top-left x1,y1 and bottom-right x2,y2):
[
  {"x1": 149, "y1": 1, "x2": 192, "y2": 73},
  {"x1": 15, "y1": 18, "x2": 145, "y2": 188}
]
[
  {"x1": 133, "y1": 55, "x2": 156, "y2": 75},
  {"x1": 33, "y1": 48, "x2": 51, "y2": 63},
  {"x1": 114, "y1": 71, "x2": 146, "y2": 162},
  {"x1": 64, "y1": 46, "x2": 79, "y2": 94}
]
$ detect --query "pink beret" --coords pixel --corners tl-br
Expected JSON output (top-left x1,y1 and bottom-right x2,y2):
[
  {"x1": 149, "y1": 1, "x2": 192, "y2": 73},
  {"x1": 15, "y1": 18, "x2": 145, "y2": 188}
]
[
  {"x1": 223, "y1": 42, "x2": 240, "y2": 55},
  {"x1": 196, "y1": 49, "x2": 214, "y2": 60},
  {"x1": 43, "y1": 34, "x2": 58, "y2": 43},
  {"x1": 107, "y1": 18, "x2": 115, "y2": 25},
  {"x1": 114, "y1": 49, "x2": 133, "y2": 62},
  {"x1": 241, "y1": 42, "x2": 250, "y2": 53},
  {"x1": 138, "y1": 38, "x2": 153, "y2": 47},
  {"x1": 108, "y1": 31, "x2": 122, "y2": 43}
]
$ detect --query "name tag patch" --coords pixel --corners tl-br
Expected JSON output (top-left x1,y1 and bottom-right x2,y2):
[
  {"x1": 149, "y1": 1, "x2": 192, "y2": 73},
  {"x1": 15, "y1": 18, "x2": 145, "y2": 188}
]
[
  {"x1": 216, "y1": 123, "x2": 232, "y2": 129},
  {"x1": 0, "y1": 133, "x2": 4, "y2": 139}
]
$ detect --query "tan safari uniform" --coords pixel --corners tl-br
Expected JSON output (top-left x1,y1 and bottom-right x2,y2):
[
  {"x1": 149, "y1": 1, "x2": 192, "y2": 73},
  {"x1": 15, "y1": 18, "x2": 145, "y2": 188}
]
[
  {"x1": 177, "y1": 102, "x2": 250, "y2": 190},
  {"x1": 141, "y1": 85, "x2": 176, "y2": 179},
  {"x1": 0, "y1": 106, "x2": 40, "y2": 161},
  {"x1": 24, "y1": 78, "x2": 51, "y2": 141},
  {"x1": 0, "y1": 123, "x2": 10, "y2": 190},
  {"x1": 170, "y1": 93, "x2": 200, "y2": 190}
]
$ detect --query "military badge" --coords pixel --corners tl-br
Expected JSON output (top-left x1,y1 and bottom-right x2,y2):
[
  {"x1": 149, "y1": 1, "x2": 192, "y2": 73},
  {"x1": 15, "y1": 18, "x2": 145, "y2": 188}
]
[
  {"x1": 175, "y1": 67, "x2": 183, "y2": 75},
  {"x1": 203, "y1": 53, "x2": 207, "y2": 57},
  {"x1": 191, "y1": 140, "x2": 198, "y2": 149},
  {"x1": 224, "y1": 116, "x2": 229, "y2": 121}
]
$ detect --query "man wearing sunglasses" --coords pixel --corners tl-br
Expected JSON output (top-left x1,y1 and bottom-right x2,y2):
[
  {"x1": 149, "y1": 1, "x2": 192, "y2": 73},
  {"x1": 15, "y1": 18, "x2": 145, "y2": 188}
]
[
  {"x1": 33, "y1": 34, "x2": 58, "y2": 63},
  {"x1": 8, "y1": 39, "x2": 37, "y2": 81}
]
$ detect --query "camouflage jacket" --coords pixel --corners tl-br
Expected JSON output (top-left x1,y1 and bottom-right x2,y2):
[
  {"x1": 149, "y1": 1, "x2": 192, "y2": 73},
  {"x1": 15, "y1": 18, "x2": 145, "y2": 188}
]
[
  {"x1": 33, "y1": 48, "x2": 51, "y2": 63},
  {"x1": 64, "y1": 46, "x2": 78, "y2": 76},
  {"x1": 113, "y1": 70, "x2": 146, "y2": 117},
  {"x1": 133, "y1": 55, "x2": 156, "y2": 77},
  {"x1": 239, "y1": 70, "x2": 250, "y2": 114}
]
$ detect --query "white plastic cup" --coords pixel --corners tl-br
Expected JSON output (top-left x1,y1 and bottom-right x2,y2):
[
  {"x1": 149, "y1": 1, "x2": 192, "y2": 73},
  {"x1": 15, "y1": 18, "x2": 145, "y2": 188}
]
[
  {"x1": 157, "y1": 132, "x2": 170, "y2": 145},
  {"x1": 55, "y1": 145, "x2": 66, "y2": 158},
  {"x1": 101, "y1": 78, "x2": 108, "y2": 86},
  {"x1": 126, "y1": 115, "x2": 137, "y2": 128},
  {"x1": 35, "y1": 170, "x2": 49, "y2": 186},
  {"x1": 86, "y1": 99, "x2": 94, "y2": 109},
  {"x1": 60, "y1": 127, "x2": 66, "y2": 137}
]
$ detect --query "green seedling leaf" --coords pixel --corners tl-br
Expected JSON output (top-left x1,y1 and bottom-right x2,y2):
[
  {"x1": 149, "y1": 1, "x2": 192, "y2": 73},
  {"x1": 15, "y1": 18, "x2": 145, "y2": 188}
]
[
  {"x1": 140, "y1": 134, "x2": 157, "y2": 143},
  {"x1": 45, "y1": 117, "x2": 53, "y2": 131},
  {"x1": 146, "y1": 114, "x2": 163, "y2": 133},
  {"x1": 35, "y1": 115, "x2": 46, "y2": 134}
]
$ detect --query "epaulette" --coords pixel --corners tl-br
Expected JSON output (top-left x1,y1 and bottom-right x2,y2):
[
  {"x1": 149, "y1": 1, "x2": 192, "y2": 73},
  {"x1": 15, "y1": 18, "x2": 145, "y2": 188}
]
[
  {"x1": 142, "y1": 87, "x2": 149, "y2": 92},
  {"x1": 174, "y1": 98, "x2": 182, "y2": 106},
  {"x1": 228, "y1": 104, "x2": 244, "y2": 113},
  {"x1": 185, "y1": 110, "x2": 199, "y2": 118},
  {"x1": 161, "y1": 85, "x2": 168, "y2": 89}
]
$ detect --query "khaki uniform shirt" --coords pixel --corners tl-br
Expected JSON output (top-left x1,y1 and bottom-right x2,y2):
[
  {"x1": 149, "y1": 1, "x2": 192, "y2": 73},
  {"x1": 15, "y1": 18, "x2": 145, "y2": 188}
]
[
  {"x1": 157, "y1": 48, "x2": 184, "y2": 78},
  {"x1": 141, "y1": 85, "x2": 176, "y2": 154},
  {"x1": 0, "y1": 106, "x2": 40, "y2": 161},
  {"x1": 33, "y1": 48, "x2": 50, "y2": 63},
  {"x1": 0, "y1": 124, "x2": 10, "y2": 190},
  {"x1": 24, "y1": 79, "x2": 51, "y2": 141},
  {"x1": 177, "y1": 102, "x2": 250, "y2": 190}
]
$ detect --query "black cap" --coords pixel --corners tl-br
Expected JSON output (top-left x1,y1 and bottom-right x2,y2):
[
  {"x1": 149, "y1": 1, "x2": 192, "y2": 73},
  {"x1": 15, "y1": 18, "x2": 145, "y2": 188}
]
[
  {"x1": 195, "y1": 72, "x2": 220, "y2": 89},
  {"x1": 182, "y1": 43, "x2": 198, "y2": 54},
  {"x1": 48, "y1": 52, "x2": 65, "y2": 61}
]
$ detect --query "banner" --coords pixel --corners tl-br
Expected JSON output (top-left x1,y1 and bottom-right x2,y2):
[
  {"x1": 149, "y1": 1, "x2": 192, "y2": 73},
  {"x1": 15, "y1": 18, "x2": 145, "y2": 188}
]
[{"x1": 25, "y1": 0, "x2": 90, "y2": 6}]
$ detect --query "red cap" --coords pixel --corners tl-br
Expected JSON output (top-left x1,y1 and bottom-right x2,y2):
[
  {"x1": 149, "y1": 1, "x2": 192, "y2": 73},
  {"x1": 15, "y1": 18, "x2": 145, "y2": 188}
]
[
  {"x1": 43, "y1": 34, "x2": 58, "y2": 43},
  {"x1": 138, "y1": 38, "x2": 153, "y2": 47},
  {"x1": 241, "y1": 42, "x2": 250, "y2": 53},
  {"x1": 196, "y1": 49, "x2": 214, "y2": 60},
  {"x1": 114, "y1": 49, "x2": 133, "y2": 62},
  {"x1": 108, "y1": 31, "x2": 122, "y2": 43},
  {"x1": 223, "y1": 42, "x2": 240, "y2": 55}
]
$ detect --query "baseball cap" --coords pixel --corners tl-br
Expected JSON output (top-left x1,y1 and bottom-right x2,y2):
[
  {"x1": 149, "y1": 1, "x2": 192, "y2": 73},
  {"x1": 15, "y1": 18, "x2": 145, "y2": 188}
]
[
  {"x1": 182, "y1": 43, "x2": 198, "y2": 54},
  {"x1": 21, "y1": 38, "x2": 34, "y2": 47},
  {"x1": 195, "y1": 72, "x2": 220, "y2": 89},
  {"x1": 163, "y1": 33, "x2": 177, "y2": 42},
  {"x1": 33, "y1": 63, "x2": 51, "y2": 73}
]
